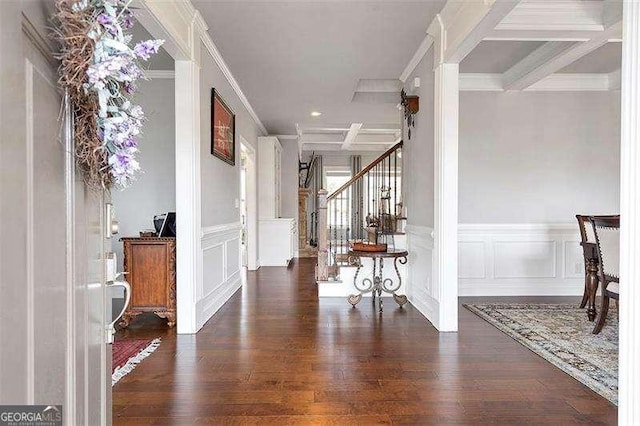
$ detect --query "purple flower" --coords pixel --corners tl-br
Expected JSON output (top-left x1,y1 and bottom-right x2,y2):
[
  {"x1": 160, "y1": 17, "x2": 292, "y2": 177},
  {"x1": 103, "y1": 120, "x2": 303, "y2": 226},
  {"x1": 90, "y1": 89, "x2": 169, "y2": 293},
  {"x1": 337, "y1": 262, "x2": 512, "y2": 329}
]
[
  {"x1": 121, "y1": 136, "x2": 138, "y2": 148},
  {"x1": 109, "y1": 147, "x2": 140, "y2": 187},
  {"x1": 133, "y1": 40, "x2": 164, "y2": 61},
  {"x1": 124, "y1": 82, "x2": 137, "y2": 94},
  {"x1": 97, "y1": 13, "x2": 114, "y2": 26},
  {"x1": 122, "y1": 10, "x2": 134, "y2": 29}
]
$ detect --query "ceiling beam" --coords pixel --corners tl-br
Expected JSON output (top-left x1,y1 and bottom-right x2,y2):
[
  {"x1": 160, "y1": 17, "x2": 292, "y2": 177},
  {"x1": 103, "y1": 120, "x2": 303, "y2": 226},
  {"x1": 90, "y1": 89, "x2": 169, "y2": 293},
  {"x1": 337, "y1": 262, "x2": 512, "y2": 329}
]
[
  {"x1": 484, "y1": 1, "x2": 621, "y2": 40},
  {"x1": 297, "y1": 127, "x2": 400, "y2": 135},
  {"x1": 484, "y1": 29, "x2": 620, "y2": 42},
  {"x1": 495, "y1": 0, "x2": 605, "y2": 32},
  {"x1": 341, "y1": 123, "x2": 363, "y2": 150},
  {"x1": 400, "y1": 35, "x2": 434, "y2": 82},
  {"x1": 428, "y1": 0, "x2": 520, "y2": 65},
  {"x1": 502, "y1": 20, "x2": 621, "y2": 90},
  {"x1": 301, "y1": 143, "x2": 389, "y2": 153},
  {"x1": 460, "y1": 72, "x2": 616, "y2": 92}
]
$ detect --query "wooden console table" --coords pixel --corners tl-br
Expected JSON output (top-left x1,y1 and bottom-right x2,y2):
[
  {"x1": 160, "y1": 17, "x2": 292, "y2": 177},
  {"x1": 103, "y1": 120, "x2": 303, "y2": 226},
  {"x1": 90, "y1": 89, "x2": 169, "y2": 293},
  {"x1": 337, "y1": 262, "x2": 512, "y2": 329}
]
[
  {"x1": 347, "y1": 249, "x2": 408, "y2": 313},
  {"x1": 120, "y1": 237, "x2": 176, "y2": 328}
]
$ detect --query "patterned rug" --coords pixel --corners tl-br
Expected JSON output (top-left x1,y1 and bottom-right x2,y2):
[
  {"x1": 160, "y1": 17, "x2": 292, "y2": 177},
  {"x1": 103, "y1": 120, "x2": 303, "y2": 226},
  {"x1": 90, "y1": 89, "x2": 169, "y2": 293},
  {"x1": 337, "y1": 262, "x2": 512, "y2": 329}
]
[
  {"x1": 112, "y1": 338, "x2": 160, "y2": 386},
  {"x1": 464, "y1": 303, "x2": 618, "y2": 405}
]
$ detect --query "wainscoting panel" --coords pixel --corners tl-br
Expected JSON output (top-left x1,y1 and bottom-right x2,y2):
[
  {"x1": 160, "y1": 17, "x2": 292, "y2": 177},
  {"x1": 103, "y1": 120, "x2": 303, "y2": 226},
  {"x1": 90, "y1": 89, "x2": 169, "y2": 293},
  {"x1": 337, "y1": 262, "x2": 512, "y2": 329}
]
[
  {"x1": 197, "y1": 222, "x2": 242, "y2": 329},
  {"x1": 405, "y1": 225, "x2": 439, "y2": 328},
  {"x1": 458, "y1": 224, "x2": 583, "y2": 296}
]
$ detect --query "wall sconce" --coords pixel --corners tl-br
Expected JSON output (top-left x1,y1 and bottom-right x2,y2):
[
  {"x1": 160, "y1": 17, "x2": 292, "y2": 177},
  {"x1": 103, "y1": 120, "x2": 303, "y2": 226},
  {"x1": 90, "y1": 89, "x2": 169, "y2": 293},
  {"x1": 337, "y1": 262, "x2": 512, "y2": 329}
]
[{"x1": 401, "y1": 89, "x2": 419, "y2": 139}]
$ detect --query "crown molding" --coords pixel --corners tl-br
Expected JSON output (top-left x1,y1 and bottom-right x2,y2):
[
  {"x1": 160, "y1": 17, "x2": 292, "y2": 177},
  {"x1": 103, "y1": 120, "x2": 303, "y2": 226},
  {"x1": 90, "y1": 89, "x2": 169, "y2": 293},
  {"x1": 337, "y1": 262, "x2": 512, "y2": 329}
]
[
  {"x1": 198, "y1": 25, "x2": 268, "y2": 136},
  {"x1": 460, "y1": 72, "x2": 615, "y2": 92}
]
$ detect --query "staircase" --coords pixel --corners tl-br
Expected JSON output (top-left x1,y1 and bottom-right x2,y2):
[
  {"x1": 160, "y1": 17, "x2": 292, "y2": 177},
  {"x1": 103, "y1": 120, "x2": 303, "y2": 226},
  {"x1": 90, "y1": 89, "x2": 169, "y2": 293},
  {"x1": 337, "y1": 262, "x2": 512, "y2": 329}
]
[{"x1": 316, "y1": 141, "x2": 404, "y2": 281}]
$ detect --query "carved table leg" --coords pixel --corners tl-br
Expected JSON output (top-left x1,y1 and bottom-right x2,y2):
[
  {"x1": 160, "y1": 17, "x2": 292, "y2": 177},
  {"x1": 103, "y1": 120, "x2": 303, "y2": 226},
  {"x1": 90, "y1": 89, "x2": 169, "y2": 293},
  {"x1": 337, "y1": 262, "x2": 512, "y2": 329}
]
[
  {"x1": 348, "y1": 261, "x2": 365, "y2": 307},
  {"x1": 155, "y1": 310, "x2": 177, "y2": 327},
  {"x1": 119, "y1": 311, "x2": 141, "y2": 329},
  {"x1": 377, "y1": 259, "x2": 383, "y2": 313},
  {"x1": 586, "y1": 258, "x2": 599, "y2": 322}
]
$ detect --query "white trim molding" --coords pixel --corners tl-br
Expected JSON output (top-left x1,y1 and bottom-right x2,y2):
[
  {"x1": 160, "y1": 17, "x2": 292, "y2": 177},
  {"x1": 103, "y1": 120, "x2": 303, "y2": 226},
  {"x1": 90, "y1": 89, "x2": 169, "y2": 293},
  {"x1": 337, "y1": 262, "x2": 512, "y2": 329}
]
[
  {"x1": 458, "y1": 223, "x2": 584, "y2": 296},
  {"x1": 175, "y1": 57, "x2": 202, "y2": 334},
  {"x1": 137, "y1": 0, "x2": 267, "y2": 136},
  {"x1": 197, "y1": 221, "x2": 242, "y2": 330},
  {"x1": 432, "y1": 61, "x2": 460, "y2": 332},
  {"x1": 405, "y1": 225, "x2": 439, "y2": 328},
  {"x1": 619, "y1": 2, "x2": 640, "y2": 422},
  {"x1": 460, "y1": 73, "x2": 615, "y2": 92},
  {"x1": 198, "y1": 21, "x2": 267, "y2": 136}
]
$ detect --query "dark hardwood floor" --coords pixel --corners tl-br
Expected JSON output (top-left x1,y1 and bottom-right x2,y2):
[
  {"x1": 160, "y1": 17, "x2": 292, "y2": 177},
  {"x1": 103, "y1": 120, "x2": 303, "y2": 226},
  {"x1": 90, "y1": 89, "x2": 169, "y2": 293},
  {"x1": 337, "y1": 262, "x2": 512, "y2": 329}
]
[{"x1": 113, "y1": 259, "x2": 617, "y2": 425}]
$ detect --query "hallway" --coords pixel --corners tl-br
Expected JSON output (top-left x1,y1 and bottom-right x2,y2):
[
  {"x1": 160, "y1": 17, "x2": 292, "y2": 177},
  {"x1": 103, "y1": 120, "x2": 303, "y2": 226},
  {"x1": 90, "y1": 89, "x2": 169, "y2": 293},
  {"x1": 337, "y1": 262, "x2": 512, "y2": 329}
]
[{"x1": 113, "y1": 260, "x2": 616, "y2": 424}]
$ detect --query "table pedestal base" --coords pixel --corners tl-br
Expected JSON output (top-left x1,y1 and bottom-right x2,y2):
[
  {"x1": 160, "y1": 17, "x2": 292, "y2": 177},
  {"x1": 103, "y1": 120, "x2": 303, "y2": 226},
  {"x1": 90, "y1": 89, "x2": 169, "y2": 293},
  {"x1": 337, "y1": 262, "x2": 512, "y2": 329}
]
[{"x1": 348, "y1": 254, "x2": 408, "y2": 313}]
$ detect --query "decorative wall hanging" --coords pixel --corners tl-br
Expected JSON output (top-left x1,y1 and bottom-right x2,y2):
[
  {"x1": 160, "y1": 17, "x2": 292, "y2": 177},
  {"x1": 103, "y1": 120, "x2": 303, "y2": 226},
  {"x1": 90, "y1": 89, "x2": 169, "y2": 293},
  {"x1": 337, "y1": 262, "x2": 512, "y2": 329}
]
[
  {"x1": 211, "y1": 89, "x2": 236, "y2": 165},
  {"x1": 55, "y1": 0, "x2": 164, "y2": 190},
  {"x1": 401, "y1": 89, "x2": 419, "y2": 139}
]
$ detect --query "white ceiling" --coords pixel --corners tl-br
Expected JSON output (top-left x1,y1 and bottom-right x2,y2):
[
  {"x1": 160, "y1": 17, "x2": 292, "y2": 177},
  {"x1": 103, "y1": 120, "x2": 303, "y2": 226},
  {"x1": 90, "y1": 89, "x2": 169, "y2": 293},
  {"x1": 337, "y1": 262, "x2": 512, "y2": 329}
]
[
  {"x1": 460, "y1": 41, "x2": 544, "y2": 74},
  {"x1": 559, "y1": 42, "x2": 621, "y2": 73},
  {"x1": 460, "y1": 40, "x2": 621, "y2": 75},
  {"x1": 194, "y1": 1, "x2": 446, "y2": 135}
]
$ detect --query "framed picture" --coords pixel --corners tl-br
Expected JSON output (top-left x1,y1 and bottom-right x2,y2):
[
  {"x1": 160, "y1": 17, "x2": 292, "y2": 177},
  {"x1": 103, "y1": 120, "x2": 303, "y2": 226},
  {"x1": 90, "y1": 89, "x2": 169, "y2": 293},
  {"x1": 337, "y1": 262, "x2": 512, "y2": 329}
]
[{"x1": 211, "y1": 89, "x2": 236, "y2": 165}]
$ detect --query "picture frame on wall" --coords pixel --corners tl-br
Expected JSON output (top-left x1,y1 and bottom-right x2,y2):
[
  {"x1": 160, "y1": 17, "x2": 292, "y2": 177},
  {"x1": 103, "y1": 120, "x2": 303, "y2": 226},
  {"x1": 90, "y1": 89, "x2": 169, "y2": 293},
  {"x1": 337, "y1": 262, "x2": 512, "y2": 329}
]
[{"x1": 211, "y1": 88, "x2": 236, "y2": 165}]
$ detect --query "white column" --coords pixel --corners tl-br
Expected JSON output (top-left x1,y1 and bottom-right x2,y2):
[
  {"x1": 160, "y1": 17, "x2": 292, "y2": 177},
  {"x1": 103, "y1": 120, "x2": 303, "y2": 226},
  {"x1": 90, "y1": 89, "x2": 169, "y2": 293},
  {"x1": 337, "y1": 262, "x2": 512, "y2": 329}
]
[
  {"x1": 619, "y1": 2, "x2": 640, "y2": 422},
  {"x1": 174, "y1": 42, "x2": 202, "y2": 334},
  {"x1": 433, "y1": 63, "x2": 459, "y2": 332}
]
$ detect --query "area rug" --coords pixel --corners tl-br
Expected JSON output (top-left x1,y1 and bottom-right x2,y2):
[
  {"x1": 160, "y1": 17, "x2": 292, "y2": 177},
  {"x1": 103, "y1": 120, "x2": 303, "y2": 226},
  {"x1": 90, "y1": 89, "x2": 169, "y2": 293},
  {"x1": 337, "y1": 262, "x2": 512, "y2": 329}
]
[
  {"x1": 464, "y1": 303, "x2": 618, "y2": 405},
  {"x1": 112, "y1": 338, "x2": 161, "y2": 386}
]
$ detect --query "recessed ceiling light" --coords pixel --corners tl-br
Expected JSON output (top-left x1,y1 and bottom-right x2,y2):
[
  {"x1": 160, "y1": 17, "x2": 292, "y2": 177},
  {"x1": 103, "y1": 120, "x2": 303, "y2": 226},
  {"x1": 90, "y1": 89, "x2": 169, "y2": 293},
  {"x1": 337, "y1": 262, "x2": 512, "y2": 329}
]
[{"x1": 310, "y1": 111, "x2": 322, "y2": 117}]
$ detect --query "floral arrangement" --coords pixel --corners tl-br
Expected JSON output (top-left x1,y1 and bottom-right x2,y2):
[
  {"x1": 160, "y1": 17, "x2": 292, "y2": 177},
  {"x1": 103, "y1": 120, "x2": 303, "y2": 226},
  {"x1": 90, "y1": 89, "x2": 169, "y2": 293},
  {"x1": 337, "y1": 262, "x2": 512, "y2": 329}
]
[{"x1": 55, "y1": 0, "x2": 164, "y2": 189}]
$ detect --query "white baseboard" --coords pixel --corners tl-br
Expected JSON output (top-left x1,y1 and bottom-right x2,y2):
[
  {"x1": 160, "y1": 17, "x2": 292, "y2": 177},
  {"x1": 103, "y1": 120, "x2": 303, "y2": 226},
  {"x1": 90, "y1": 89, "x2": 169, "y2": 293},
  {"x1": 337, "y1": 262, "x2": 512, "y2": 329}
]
[
  {"x1": 198, "y1": 222, "x2": 242, "y2": 329},
  {"x1": 458, "y1": 223, "x2": 583, "y2": 296}
]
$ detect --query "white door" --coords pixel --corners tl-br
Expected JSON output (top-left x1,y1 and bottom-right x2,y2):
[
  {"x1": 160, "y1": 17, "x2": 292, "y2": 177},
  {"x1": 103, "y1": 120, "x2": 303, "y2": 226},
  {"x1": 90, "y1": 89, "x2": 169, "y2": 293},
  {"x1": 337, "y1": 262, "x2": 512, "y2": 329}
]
[{"x1": 0, "y1": 2, "x2": 112, "y2": 424}]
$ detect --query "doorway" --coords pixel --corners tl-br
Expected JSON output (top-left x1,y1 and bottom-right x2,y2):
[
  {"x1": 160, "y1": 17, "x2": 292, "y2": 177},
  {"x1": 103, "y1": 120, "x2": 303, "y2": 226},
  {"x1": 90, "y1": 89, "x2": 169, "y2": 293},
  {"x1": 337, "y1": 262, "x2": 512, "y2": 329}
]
[{"x1": 241, "y1": 137, "x2": 258, "y2": 271}]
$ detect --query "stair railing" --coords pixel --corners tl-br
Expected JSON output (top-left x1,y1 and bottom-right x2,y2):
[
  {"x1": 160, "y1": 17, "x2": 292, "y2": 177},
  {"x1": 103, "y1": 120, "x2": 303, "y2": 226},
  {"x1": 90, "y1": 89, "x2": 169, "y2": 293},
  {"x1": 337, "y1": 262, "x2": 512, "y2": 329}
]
[{"x1": 316, "y1": 141, "x2": 403, "y2": 280}]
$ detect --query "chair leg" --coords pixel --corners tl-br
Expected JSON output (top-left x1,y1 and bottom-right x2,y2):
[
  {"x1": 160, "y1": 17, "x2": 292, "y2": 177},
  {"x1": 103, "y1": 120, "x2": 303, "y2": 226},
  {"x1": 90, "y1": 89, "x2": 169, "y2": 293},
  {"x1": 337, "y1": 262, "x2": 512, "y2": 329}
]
[{"x1": 592, "y1": 295, "x2": 610, "y2": 334}]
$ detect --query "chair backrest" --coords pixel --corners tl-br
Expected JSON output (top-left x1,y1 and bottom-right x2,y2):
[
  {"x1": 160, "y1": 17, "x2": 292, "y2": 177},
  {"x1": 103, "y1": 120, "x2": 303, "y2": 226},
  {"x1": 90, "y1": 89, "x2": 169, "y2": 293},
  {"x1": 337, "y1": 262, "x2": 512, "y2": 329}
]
[
  {"x1": 576, "y1": 215, "x2": 596, "y2": 244},
  {"x1": 590, "y1": 215, "x2": 620, "y2": 282}
]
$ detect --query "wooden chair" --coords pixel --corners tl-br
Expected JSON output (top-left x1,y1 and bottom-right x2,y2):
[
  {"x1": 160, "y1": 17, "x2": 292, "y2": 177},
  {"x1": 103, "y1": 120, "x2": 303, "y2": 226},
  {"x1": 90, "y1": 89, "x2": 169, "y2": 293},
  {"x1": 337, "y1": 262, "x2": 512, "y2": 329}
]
[
  {"x1": 589, "y1": 216, "x2": 620, "y2": 334},
  {"x1": 576, "y1": 215, "x2": 598, "y2": 314}
]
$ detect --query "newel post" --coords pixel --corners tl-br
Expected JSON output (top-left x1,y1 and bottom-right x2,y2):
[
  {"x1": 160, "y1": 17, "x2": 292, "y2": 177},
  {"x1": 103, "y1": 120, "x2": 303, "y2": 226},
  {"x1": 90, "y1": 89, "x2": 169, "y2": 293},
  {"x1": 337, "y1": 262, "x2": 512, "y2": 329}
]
[{"x1": 316, "y1": 189, "x2": 329, "y2": 281}]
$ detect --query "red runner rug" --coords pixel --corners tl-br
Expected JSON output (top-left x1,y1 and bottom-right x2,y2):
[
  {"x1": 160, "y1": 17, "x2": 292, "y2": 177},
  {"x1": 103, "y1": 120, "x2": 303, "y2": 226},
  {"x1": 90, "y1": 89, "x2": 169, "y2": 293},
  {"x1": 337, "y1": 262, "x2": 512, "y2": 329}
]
[{"x1": 112, "y1": 338, "x2": 160, "y2": 385}]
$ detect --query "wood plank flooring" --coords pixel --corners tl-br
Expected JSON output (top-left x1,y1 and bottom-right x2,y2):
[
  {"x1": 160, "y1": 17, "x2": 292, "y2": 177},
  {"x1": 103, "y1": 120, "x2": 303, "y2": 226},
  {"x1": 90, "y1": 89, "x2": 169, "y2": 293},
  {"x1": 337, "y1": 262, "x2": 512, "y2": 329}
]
[{"x1": 113, "y1": 259, "x2": 617, "y2": 425}]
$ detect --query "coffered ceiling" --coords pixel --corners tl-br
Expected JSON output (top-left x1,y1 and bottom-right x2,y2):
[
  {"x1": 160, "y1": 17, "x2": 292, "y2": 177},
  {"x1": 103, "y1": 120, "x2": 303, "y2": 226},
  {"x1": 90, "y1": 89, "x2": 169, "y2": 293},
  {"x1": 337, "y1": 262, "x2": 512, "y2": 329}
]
[
  {"x1": 193, "y1": 0, "x2": 446, "y2": 146},
  {"x1": 185, "y1": 1, "x2": 622, "y2": 153}
]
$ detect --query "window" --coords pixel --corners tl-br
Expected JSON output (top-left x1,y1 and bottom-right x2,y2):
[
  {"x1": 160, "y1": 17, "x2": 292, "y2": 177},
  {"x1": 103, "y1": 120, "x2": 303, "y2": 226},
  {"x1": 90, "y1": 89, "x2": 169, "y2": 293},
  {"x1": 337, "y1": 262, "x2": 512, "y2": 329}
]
[{"x1": 324, "y1": 167, "x2": 351, "y2": 228}]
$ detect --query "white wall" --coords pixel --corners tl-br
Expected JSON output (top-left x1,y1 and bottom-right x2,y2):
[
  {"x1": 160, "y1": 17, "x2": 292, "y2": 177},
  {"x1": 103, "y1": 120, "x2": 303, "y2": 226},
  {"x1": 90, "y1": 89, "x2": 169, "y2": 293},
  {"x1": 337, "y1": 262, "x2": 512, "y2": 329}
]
[
  {"x1": 280, "y1": 139, "x2": 299, "y2": 219},
  {"x1": 197, "y1": 40, "x2": 262, "y2": 329},
  {"x1": 112, "y1": 78, "x2": 176, "y2": 271},
  {"x1": 457, "y1": 90, "x2": 621, "y2": 296},
  {"x1": 200, "y1": 41, "x2": 259, "y2": 227},
  {"x1": 459, "y1": 91, "x2": 621, "y2": 223},
  {"x1": 403, "y1": 57, "x2": 435, "y2": 228},
  {"x1": 402, "y1": 50, "x2": 439, "y2": 326}
]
